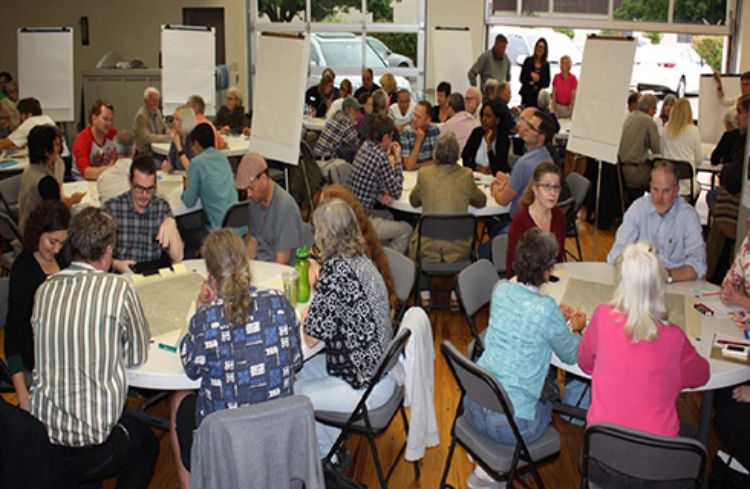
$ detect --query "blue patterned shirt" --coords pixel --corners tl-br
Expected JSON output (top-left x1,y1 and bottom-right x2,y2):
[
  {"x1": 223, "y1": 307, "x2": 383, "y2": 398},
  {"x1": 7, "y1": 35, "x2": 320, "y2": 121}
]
[
  {"x1": 180, "y1": 287, "x2": 302, "y2": 425},
  {"x1": 400, "y1": 123, "x2": 440, "y2": 163}
]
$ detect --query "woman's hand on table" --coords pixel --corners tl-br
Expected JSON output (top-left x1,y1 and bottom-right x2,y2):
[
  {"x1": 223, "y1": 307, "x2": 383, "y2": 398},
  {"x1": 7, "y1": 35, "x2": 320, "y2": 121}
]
[
  {"x1": 731, "y1": 311, "x2": 750, "y2": 333},
  {"x1": 732, "y1": 385, "x2": 750, "y2": 403},
  {"x1": 720, "y1": 283, "x2": 750, "y2": 309}
]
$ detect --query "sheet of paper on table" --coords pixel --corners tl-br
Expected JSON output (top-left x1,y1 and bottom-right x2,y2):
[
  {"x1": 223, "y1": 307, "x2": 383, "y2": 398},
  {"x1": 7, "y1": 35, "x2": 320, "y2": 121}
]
[{"x1": 134, "y1": 271, "x2": 204, "y2": 338}]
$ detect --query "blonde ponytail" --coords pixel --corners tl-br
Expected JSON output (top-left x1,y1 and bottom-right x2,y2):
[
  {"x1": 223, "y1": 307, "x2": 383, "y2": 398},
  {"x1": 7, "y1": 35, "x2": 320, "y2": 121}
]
[{"x1": 201, "y1": 230, "x2": 253, "y2": 327}]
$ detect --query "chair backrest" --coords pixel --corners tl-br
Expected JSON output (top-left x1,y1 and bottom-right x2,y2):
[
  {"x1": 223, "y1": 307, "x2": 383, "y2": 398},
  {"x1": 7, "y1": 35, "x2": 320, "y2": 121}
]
[
  {"x1": 491, "y1": 234, "x2": 508, "y2": 275},
  {"x1": 330, "y1": 163, "x2": 352, "y2": 185},
  {"x1": 456, "y1": 259, "x2": 498, "y2": 318},
  {"x1": 440, "y1": 340, "x2": 514, "y2": 416},
  {"x1": 582, "y1": 423, "x2": 707, "y2": 488},
  {"x1": 371, "y1": 328, "x2": 411, "y2": 384},
  {"x1": 300, "y1": 221, "x2": 314, "y2": 248},
  {"x1": 0, "y1": 212, "x2": 22, "y2": 244},
  {"x1": 0, "y1": 175, "x2": 21, "y2": 207},
  {"x1": 565, "y1": 172, "x2": 591, "y2": 210},
  {"x1": 651, "y1": 158, "x2": 694, "y2": 197},
  {"x1": 557, "y1": 195, "x2": 577, "y2": 228},
  {"x1": 221, "y1": 200, "x2": 250, "y2": 229},
  {"x1": 383, "y1": 247, "x2": 416, "y2": 304},
  {"x1": 416, "y1": 213, "x2": 476, "y2": 264}
]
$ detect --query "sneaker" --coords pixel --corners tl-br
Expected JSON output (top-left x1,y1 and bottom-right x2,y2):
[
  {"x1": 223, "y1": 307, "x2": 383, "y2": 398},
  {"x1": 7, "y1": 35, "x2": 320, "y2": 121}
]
[
  {"x1": 450, "y1": 290, "x2": 460, "y2": 313},
  {"x1": 466, "y1": 467, "x2": 506, "y2": 489},
  {"x1": 328, "y1": 446, "x2": 352, "y2": 475},
  {"x1": 420, "y1": 290, "x2": 431, "y2": 309}
]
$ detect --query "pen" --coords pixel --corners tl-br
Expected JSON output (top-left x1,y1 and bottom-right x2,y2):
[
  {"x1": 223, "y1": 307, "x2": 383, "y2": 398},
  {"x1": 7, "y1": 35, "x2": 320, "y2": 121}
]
[
  {"x1": 158, "y1": 342, "x2": 177, "y2": 353},
  {"x1": 741, "y1": 311, "x2": 750, "y2": 341},
  {"x1": 716, "y1": 339, "x2": 750, "y2": 347}
]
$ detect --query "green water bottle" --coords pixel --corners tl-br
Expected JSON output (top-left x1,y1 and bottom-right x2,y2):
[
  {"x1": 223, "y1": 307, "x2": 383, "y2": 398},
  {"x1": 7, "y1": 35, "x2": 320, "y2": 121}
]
[{"x1": 295, "y1": 247, "x2": 310, "y2": 303}]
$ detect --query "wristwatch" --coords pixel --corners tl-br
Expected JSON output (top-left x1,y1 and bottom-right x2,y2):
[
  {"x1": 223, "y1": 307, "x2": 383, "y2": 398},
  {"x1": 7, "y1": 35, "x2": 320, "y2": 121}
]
[{"x1": 667, "y1": 270, "x2": 674, "y2": 284}]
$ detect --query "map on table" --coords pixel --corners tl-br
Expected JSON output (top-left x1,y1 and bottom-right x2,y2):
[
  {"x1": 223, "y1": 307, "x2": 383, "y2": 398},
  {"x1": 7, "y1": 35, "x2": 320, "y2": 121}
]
[
  {"x1": 134, "y1": 272, "x2": 204, "y2": 338},
  {"x1": 559, "y1": 278, "x2": 700, "y2": 337}
]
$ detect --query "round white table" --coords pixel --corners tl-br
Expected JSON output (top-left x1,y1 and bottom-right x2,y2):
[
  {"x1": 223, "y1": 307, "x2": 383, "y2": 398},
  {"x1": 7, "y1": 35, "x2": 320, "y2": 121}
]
[
  {"x1": 389, "y1": 170, "x2": 510, "y2": 217},
  {"x1": 151, "y1": 134, "x2": 251, "y2": 157},
  {"x1": 542, "y1": 262, "x2": 750, "y2": 445},
  {"x1": 62, "y1": 171, "x2": 202, "y2": 217},
  {"x1": 126, "y1": 259, "x2": 321, "y2": 390},
  {"x1": 0, "y1": 157, "x2": 29, "y2": 174},
  {"x1": 303, "y1": 116, "x2": 326, "y2": 132}
]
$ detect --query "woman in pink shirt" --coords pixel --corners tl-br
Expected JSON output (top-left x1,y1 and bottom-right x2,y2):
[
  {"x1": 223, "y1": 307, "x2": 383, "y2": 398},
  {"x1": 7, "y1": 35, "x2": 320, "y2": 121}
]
[
  {"x1": 578, "y1": 241, "x2": 710, "y2": 436},
  {"x1": 551, "y1": 55, "x2": 578, "y2": 119}
]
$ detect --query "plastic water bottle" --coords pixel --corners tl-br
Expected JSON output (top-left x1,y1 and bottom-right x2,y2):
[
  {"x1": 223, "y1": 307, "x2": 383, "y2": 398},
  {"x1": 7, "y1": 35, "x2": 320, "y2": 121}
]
[{"x1": 295, "y1": 247, "x2": 310, "y2": 303}]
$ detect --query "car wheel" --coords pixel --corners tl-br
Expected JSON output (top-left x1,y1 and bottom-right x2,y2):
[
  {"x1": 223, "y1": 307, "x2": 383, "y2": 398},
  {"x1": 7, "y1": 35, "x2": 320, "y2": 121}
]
[
  {"x1": 676, "y1": 77, "x2": 686, "y2": 98},
  {"x1": 399, "y1": 62, "x2": 409, "y2": 67}
]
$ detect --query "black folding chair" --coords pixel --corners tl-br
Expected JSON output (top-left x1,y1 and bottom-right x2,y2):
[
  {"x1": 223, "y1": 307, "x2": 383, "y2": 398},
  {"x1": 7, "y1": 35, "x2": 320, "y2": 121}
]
[
  {"x1": 221, "y1": 200, "x2": 250, "y2": 229},
  {"x1": 383, "y1": 246, "x2": 416, "y2": 323}
]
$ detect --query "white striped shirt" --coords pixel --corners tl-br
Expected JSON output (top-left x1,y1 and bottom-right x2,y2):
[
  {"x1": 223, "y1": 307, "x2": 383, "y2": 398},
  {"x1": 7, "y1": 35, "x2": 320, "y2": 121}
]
[{"x1": 29, "y1": 262, "x2": 150, "y2": 447}]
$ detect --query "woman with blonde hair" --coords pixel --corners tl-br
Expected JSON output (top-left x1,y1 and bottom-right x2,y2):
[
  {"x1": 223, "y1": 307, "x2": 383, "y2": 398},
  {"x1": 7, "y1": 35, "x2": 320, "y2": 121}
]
[
  {"x1": 379, "y1": 73, "x2": 398, "y2": 105},
  {"x1": 506, "y1": 161, "x2": 566, "y2": 277},
  {"x1": 578, "y1": 241, "x2": 709, "y2": 436},
  {"x1": 175, "y1": 229, "x2": 302, "y2": 475},
  {"x1": 166, "y1": 104, "x2": 197, "y2": 172},
  {"x1": 655, "y1": 93, "x2": 677, "y2": 133},
  {"x1": 660, "y1": 97, "x2": 702, "y2": 198}
]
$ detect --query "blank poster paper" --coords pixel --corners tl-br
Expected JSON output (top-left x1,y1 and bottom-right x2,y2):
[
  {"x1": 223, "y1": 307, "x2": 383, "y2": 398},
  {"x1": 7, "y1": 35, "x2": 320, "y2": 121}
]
[
  {"x1": 18, "y1": 28, "x2": 75, "y2": 122},
  {"x1": 161, "y1": 25, "x2": 216, "y2": 116},
  {"x1": 567, "y1": 37, "x2": 637, "y2": 164},
  {"x1": 432, "y1": 27, "x2": 473, "y2": 97},
  {"x1": 699, "y1": 74, "x2": 741, "y2": 145},
  {"x1": 248, "y1": 34, "x2": 309, "y2": 166}
]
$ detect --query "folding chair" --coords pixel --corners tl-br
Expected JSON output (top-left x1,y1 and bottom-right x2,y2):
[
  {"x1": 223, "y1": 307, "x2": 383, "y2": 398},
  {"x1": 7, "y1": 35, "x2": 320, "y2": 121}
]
[
  {"x1": 0, "y1": 175, "x2": 21, "y2": 223},
  {"x1": 0, "y1": 277, "x2": 13, "y2": 393},
  {"x1": 439, "y1": 341, "x2": 560, "y2": 489},
  {"x1": 315, "y1": 328, "x2": 419, "y2": 489},
  {"x1": 414, "y1": 213, "x2": 476, "y2": 308},
  {"x1": 564, "y1": 173, "x2": 591, "y2": 261},
  {"x1": 0, "y1": 212, "x2": 22, "y2": 272},
  {"x1": 329, "y1": 162, "x2": 353, "y2": 186},
  {"x1": 490, "y1": 234, "x2": 508, "y2": 277},
  {"x1": 383, "y1": 247, "x2": 416, "y2": 322},
  {"x1": 221, "y1": 200, "x2": 250, "y2": 229},
  {"x1": 581, "y1": 423, "x2": 707, "y2": 488},
  {"x1": 455, "y1": 259, "x2": 499, "y2": 360}
]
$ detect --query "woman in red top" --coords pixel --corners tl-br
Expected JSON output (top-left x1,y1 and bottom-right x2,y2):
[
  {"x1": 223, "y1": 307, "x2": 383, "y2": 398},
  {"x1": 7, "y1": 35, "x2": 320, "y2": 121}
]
[
  {"x1": 551, "y1": 55, "x2": 578, "y2": 119},
  {"x1": 506, "y1": 161, "x2": 566, "y2": 277}
]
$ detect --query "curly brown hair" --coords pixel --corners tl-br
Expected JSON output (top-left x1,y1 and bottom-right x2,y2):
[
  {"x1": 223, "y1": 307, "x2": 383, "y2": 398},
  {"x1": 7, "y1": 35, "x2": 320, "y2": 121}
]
[{"x1": 23, "y1": 200, "x2": 71, "y2": 253}]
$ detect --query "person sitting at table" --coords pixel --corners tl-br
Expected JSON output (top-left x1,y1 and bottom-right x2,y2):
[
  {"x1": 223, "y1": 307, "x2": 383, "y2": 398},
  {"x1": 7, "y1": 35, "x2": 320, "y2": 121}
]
[
  {"x1": 18, "y1": 125, "x2": 84, "y2": 229},
  {"x1": 551, "y1": 55, "x2": 577, "y2": 120},
  {"x1": 314, "y1": 96, "x2": 360, "y2": 169},
  {"x1": 354, "y1": 68, "x2": 380, "y2": 99},
  {"x1": 655, "y1": 93, "x2": 677, "y2": 134},
  {"x1": 296, "y1": 197, "x2": 394, "y2": 461},
  {"x1": 506, "y1": 162, "x2": 565, "y2": 277},
  {"x1": 314, "y1": 184, "x2": 398, "y2": 311},
  {"x1": 326, "y1": 78, "x2": 353, "y2": 121},
  {"x1": 105, "y1": 154, "x2": 184, "y2": 273},
  {"x1": 133, "y1": 87, "x2": 168, "y2": 155},
  {"x1": 72, "y1": 99, "x2": 118, "y2": 181},
  {"x1": 710, "y1": 109, "x2": 740, "y2": 166},
  {"x1": 536, "y1": 90, "x2": 561, "y2": 134},
  {"x1": 348, "y1": 114, "x2": 412, "y2": 254},
  {"x1": 4, "y1": 200, "x2": 70, "y2": 411},
  {"x1": 441, "y1": 93, "x2": 479, "y2": 152},
  {"x1": 97, "y1": 130, "x2": 136, "y2": 203},
  {"x1": 490, "y1": 109, "x2": 558, "y2": 217},
  {"x1": 579, "y1": 241, "x2": 710, "y2": 436},
  {"x1": 462, "y1": 99, "x2": 514, "y2": 176},
  {"x1": 166, "y1": 104, "x2": 197, "y2": 173},
  {"x1": 305, "y1": 74, "x2": 336, "y2": 118},
  {"x1": 432, "y1": 81, "x2": 452, "y2": 123},
  {"x1": 187, "y1": 94, "x2": 225, "y2": 150},
  {"x1": 482, "y1": 78, "x2": 501, "y2": 104},
  {"x1": 627, "y1": 91, "x2": 640, "y2": 113},
  {"x1": 607, "y1": 161, "x2": 706, "y2": 282},
  {"x1": 215, "y1": 87, "x2": 251, "y2": 136},
  {"x1": 465, "y1": 228, "x2": 585, "y2": 488},
  {"x1": 379, "y1": 73, "x2": 398, "y2": 106},
  {"x1": 660, "y1": 98, "x2": 701, "y2": 198},
  {"x1": 234, "y1": 152, "x2": 303, "y2": 265},
  {"x1": 0, "y1": 97, "x2": 57, "y2": 150},
  {"x1": 388, "y1": 88, "x2": 416, "y2": 133},
  {"x1": 401, "y1": 101, "x2": 440, "y2": 170},
  {"x1": 176, "y1": 229, "x2": 302, "y2": 473},
  {"x1": 519, "y1": 37, "x2": 550, "y2": 109},
  {"x1": 618, "y1": 93, "x2": 660, "y2": 191},
  {"x1": 182, "y1": 123, "x2": 238, "y2": 233},
  {"x1": 29, "y1": 206, "x2": 158, "y2": 488},
  {"x1": 465, "y1": 86, "x2": 483, "y2": 123},
  {"x1": 408, "y1": 133, "x2": 486, "y2": 307},
  {"x1": 359, "y1": 89, "x2": 388, "y2": 142}
]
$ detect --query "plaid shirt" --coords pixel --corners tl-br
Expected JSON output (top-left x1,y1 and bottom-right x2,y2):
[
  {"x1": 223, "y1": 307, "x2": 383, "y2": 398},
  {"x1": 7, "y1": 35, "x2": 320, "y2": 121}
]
[
  {"x1": 314, "y1": 111, "x2": 358, "y2": 159},
  {"x1": 347, "y1": 140, "x2": 404, "y2": 210},
  {"x1": 104, "y1": 191, "x2": 173, "y2": 262},
  {"x1": 400, "y1": 123, "x2": 440, "y2": 163}
]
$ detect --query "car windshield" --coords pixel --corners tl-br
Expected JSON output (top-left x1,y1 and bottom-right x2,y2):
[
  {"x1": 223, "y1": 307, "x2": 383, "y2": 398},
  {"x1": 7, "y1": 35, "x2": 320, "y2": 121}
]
[
  {"x1": 319, "y1": 40, "x2": 385, "y2": 67},
  {"x1": 367, "y1": 39, "x2": 388, "y2": 57},
  {"x1": 525, "y1": 33, "x2": 583, "y2": 65}
]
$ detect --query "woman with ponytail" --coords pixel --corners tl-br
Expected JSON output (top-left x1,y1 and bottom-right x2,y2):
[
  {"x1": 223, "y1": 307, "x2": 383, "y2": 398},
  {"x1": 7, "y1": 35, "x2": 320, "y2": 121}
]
[{"x1": 175, "y1": 229, "x2": 303, "y2": 474}]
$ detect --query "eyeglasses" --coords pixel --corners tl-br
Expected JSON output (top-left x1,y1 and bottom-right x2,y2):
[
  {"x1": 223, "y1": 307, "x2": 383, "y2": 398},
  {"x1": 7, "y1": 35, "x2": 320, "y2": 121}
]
[
  {"x1": 522, "y1": 118, "x2": 541, "y2": 133},
  {"x1": 536, "y1": 183, "x2": 561, "y2": 192},
  {"x1": 133, "y1": 184, "x2": 157, "y2": 195}
]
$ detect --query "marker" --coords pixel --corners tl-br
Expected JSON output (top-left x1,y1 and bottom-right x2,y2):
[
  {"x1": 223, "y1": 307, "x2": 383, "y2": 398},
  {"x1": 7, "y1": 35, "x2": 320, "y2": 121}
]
[
  {"x1": 158, "y1": 342, "x2": 177, "y2": 353},
  {"x1": 741, "y1": 311, "x2": 750, "y2": 341},
  {"x1": 716, "y1": 339, "x2": 750, "y2": 348}
]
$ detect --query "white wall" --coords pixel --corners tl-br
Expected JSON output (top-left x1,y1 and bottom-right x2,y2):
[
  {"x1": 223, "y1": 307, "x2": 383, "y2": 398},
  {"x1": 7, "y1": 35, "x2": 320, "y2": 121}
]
[
  {"x1": 739, "y1": 0, "x2": 750, "y2": 72},
  {"x1": 0, "y1": 0, "x2": 247, "y2": 127}
]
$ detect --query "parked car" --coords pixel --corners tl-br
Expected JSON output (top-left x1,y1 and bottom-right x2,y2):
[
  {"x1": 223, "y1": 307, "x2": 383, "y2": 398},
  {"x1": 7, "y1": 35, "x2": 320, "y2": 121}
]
[
  {"x1": 366, "y1": 36, "x2": 414, "y2": 68},
  {"x1": 630, "y1": 44, "x2": 712, "y2": 96},
  {"x1": 308, "y1": 33, "x2": 412, "y2": 93}
]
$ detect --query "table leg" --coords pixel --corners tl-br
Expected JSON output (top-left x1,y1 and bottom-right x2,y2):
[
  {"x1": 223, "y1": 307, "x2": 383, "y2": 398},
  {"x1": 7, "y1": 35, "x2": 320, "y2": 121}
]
[{"x1": 698, "y1": 390, "x2": 713, "y2": 489}]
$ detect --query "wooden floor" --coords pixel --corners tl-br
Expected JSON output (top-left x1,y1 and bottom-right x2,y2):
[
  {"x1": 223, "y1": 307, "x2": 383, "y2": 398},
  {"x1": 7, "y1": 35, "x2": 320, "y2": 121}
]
[{"x1": 1, "y1": 211, "x2": 722, "y2": 488}]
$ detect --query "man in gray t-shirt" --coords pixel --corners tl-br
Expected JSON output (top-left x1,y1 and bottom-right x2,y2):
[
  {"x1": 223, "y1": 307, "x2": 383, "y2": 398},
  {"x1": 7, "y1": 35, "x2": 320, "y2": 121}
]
[{"x1": 235, "y1": 152, "x2": 303, "y2": 264}]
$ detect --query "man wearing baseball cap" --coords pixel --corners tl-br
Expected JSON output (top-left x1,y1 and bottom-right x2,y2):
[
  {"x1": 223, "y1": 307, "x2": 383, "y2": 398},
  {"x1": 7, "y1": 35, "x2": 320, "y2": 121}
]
[{"x1": 235, "y1": 152, "x2": 303, "y2": 264}]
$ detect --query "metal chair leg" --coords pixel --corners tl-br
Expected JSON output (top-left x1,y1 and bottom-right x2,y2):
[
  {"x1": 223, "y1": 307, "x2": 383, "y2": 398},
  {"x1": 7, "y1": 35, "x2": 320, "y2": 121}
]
[{"x1": 439, "y1": 437, "x2": 458, "y2": 489}]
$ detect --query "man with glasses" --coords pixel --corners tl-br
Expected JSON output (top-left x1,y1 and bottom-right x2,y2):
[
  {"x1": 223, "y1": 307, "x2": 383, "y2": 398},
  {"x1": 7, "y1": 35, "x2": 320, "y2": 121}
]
[
  {"x1": 105, "y1": 153, "x2": 184, "y2": 273},
  {"x1": 464, "y1": 86, "x2": 482, "y2": 122},
  {"x1": 400, "y1": 100, "x2": 440, "y2": 170}
]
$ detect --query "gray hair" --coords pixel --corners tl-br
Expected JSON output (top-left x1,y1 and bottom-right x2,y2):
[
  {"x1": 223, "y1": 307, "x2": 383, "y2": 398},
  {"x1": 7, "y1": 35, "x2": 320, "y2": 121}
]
[
  {"x1": 513, "y1": 228, "x2": 558, "y2": 287},
  {"x1": 143, "y1": 87, "x2": 160, "y2": 100},
  {"x1": 173, "y1": 105, "x2": 197, "y2": 137},
  {"x1": 537, "y1": 89, "x2": 551, "y2": 110},
  {"x1": 433, "y1": 133, "x2": 460, "y2": 166},
  {"x1": 447, "y1": 93, "x2": 465, "y2": 113},
  {"x1": 638, "y1": 94, "x2": 658, "y2": 113},
  {"x1": 483, "y1": 79, "x2": 500, "y2": 100},
  {"x1": 313, "y1": 198, "x2": 366, "y2": 262},
  {"x1": 69, "y1": 207, "x2": 117, "y2": 262},
  {"x1": 226, "y1": 87, "x2": 243, "y2": 105},
  {"x1": 114, "y1": 130, "x2": 135, "y2": 156},
  {"x1": 372, "y1": 89, "x2": 388, "y2": 114}
]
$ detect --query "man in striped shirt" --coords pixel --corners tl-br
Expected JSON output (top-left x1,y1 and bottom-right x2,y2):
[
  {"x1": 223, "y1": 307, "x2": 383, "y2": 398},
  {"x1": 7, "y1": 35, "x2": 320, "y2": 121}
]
[{"x1": 29, "y1": 207, "x2": 158, "y2": 488}]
